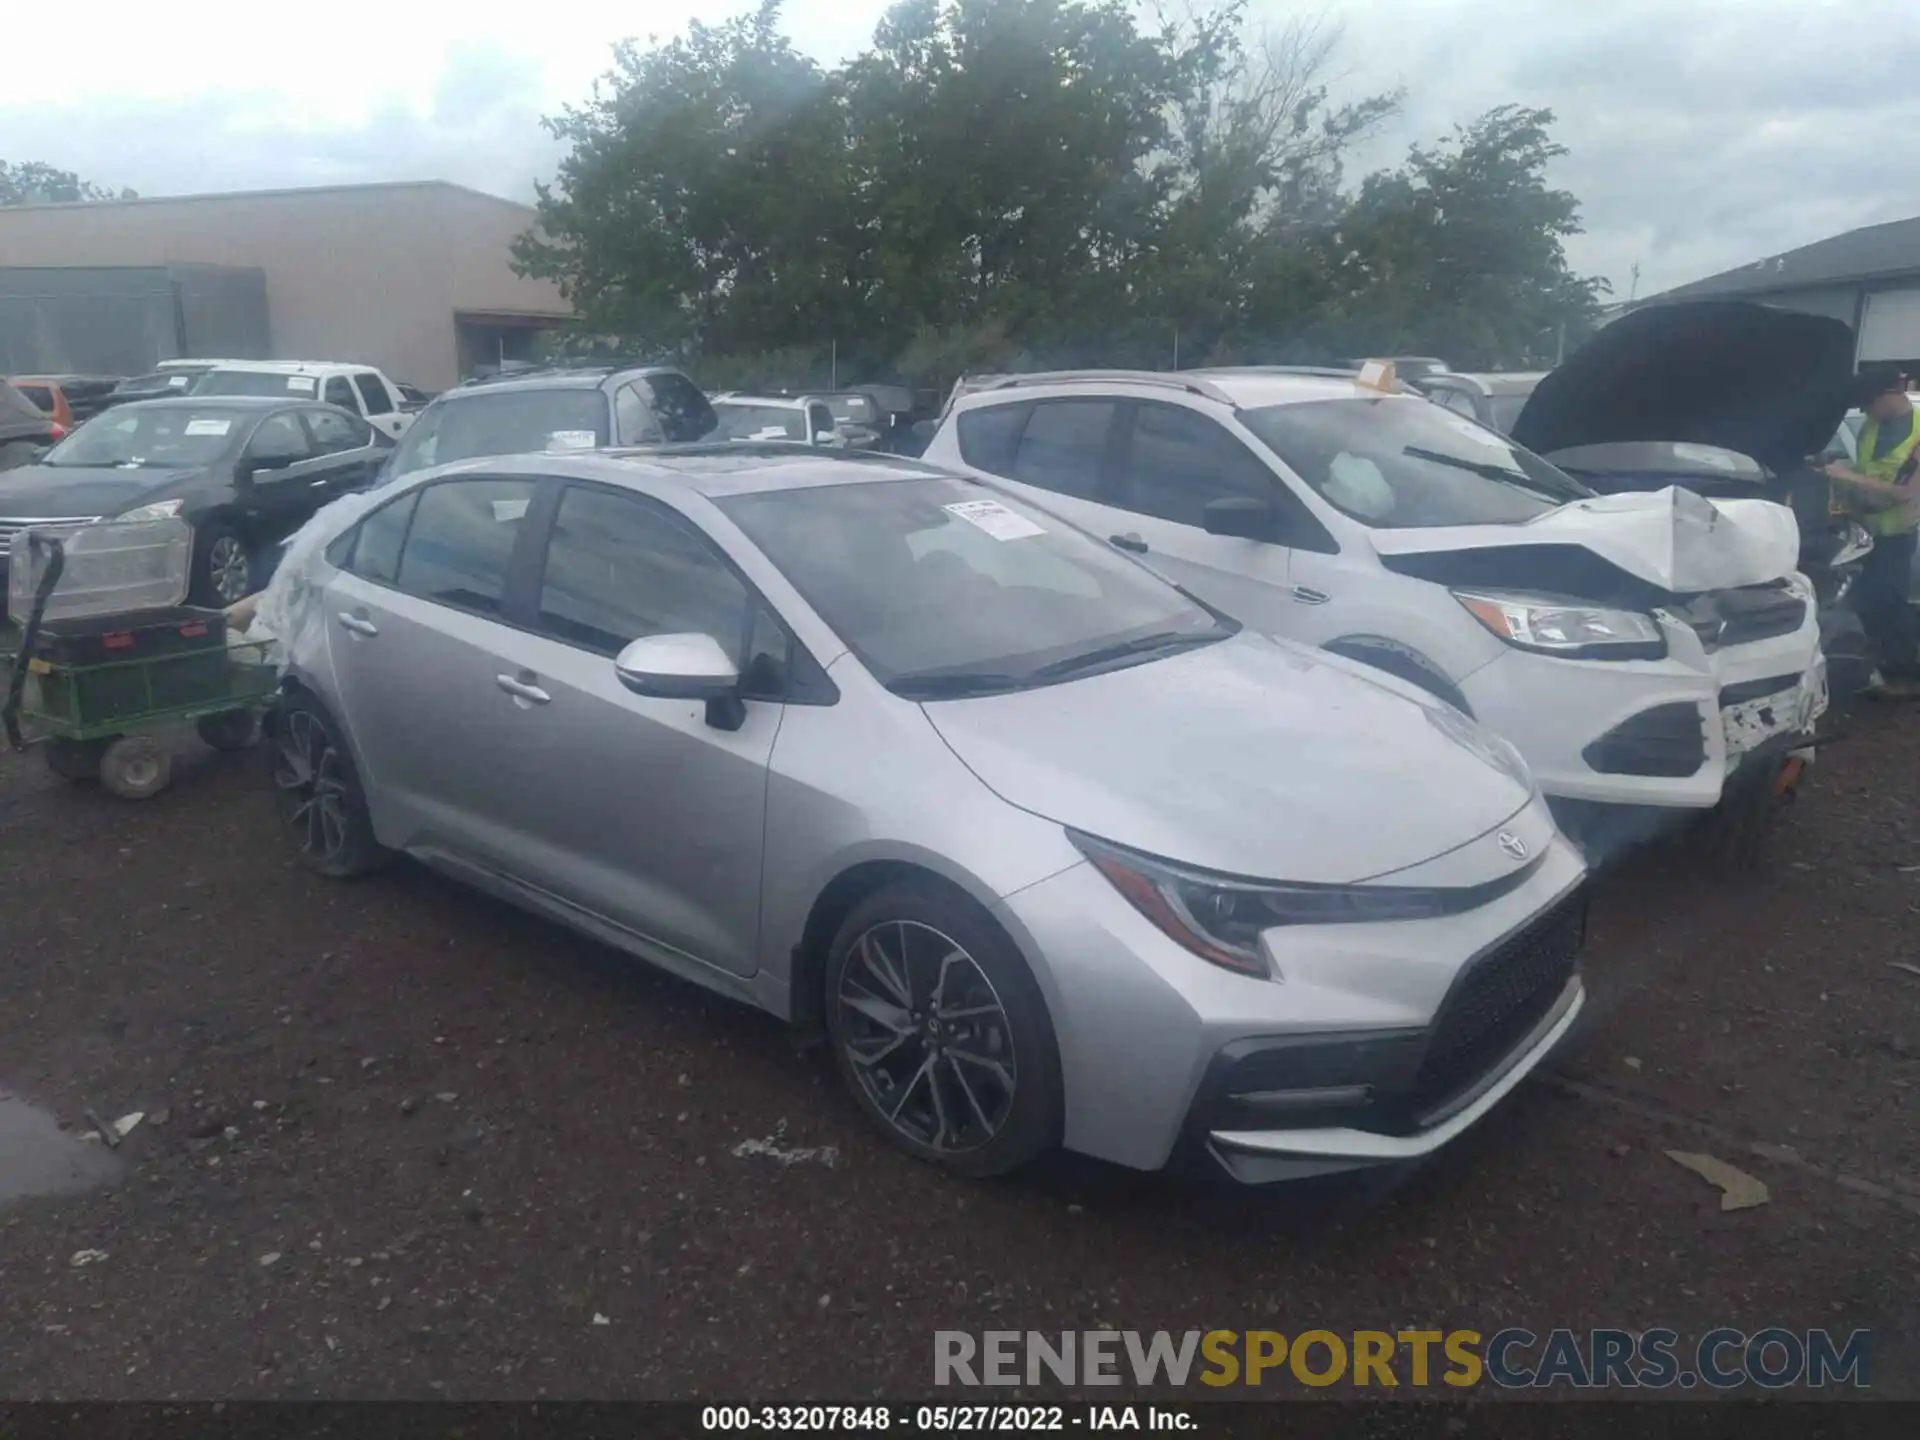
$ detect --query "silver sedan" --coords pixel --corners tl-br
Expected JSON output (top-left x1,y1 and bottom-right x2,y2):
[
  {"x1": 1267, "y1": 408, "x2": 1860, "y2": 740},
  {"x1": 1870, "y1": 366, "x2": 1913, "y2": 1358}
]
[{"x1": 266, "y1": 447, "x2": 1587, "y2": 1183}]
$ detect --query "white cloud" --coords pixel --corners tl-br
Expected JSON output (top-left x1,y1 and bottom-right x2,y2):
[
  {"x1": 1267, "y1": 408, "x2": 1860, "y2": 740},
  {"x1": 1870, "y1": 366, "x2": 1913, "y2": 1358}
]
[{"x1": 3, "y1": 0, "x2": 1913, "y2": 297}]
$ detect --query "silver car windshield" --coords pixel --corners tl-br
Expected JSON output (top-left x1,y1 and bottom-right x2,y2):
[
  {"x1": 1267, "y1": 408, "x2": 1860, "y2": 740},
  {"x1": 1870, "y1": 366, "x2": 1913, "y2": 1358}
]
[
  {"x1": 1241, "y1": 396, "x2": 1589, "y2": 528},
  {"x1": 719, "y1": 476, "x2": 1234, "y2": 698}
]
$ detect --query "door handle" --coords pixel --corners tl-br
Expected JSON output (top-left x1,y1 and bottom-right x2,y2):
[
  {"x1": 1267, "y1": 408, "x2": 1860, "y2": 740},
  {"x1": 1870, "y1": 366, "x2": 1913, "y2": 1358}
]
[
  {"x1": 496, "y1": 673, "x2": 551, "y2": 705},
  {"x1": 1109, "y1": 533, "x2": 1149, "y2": 554},
  {"x1": 337, "y1": 612, "x2": 378, "y2": 636},
  {"x1": 1291, "y1": 585, "x2": 1331, "y2": 606}
]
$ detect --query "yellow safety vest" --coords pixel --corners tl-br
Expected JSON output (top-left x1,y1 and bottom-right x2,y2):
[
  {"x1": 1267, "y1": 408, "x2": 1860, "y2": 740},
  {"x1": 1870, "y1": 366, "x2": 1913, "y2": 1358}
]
[{"x1": 1853, "y1": 413, "x2": 1920, "y2": 536}]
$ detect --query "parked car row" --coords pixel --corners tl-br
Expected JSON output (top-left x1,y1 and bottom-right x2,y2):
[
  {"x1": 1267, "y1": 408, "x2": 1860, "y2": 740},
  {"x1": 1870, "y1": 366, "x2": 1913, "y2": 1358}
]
[{"x1": 1, "y1": 302, "x2": 1885, "y2": 1191}]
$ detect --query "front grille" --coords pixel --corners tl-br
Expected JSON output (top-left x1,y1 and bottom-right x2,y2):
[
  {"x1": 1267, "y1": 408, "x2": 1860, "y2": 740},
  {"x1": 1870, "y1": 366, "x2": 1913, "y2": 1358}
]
[
  {"x1": 1675, "y1": 581, "x2": 1808, "y2": 653},
  {"x1": 1582, "y1": 702, "x2": 1707, "y2": 777},
  {"x1": 0, "y1": 516, "x2": 100, "y2": 552},
  {"x1": 1409, "y1": 892, "x2": 1586, "y2": 1119}
]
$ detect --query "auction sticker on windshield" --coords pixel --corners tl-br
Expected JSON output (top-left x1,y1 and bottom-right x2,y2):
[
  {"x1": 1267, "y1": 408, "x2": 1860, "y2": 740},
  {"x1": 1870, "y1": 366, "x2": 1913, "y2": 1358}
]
[
  {"x1": 183, "y1": 418, "x2": 232, "y2": 436},
  {"x1": 546, "y1": 430, "x2": 596, "y2": 451},
  {"x1": 285, "y1": 376, "x2": 317, "y2": 394},
  {"x1": 944, "y1": 499, "x2": 1046, "y2": 541}
]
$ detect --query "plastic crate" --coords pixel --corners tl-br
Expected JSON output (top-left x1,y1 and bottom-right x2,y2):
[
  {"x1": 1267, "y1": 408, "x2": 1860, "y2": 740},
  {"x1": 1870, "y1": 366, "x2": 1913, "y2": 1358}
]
[{"x1": 8, "y1": 518, "x2": 192, "y2": 621}]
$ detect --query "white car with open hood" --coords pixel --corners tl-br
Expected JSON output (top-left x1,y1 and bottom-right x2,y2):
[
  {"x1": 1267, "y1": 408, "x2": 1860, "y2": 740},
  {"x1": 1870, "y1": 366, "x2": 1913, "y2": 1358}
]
[{"x1": 923, "y1": 358, "x2": 1826, "y2": 857}]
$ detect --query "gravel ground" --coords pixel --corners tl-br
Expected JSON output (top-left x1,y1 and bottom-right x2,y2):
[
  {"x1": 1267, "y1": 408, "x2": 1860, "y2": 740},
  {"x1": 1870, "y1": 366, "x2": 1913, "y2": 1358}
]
[{"x1": 0, "y1": 705, "x2": 1914, "y2": 1402}]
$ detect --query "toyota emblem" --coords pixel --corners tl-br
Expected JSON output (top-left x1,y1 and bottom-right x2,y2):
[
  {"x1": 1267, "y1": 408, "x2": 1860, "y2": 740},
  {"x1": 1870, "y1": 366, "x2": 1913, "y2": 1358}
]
[{"x1": 1497, "y1": 831, "x2": 1529, "y2": 861}]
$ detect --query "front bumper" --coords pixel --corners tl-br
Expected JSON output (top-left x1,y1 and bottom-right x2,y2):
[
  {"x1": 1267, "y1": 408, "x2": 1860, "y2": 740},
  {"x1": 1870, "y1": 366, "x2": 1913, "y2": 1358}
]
[
  {"x1": 992, "y1": 797, "x2": 1588, "y2": 1180},
  {"x1": 1457, "y1": 584, "x2": 1826, "y2": 810}
]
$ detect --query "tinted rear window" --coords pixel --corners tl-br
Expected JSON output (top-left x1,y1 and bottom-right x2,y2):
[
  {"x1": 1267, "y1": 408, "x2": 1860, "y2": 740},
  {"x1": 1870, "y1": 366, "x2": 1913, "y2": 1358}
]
[
  {"x1": 387, "y1": 390, "x2": 610, "y2": 478},
  {"x1": 956, "y1": 404, "x2": 1027, "y2": 474}
]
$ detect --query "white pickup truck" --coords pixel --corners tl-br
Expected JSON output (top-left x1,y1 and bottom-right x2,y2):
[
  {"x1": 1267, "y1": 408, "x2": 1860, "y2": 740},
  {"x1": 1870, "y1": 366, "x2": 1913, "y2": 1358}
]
[{"x1": 193, "y1": 360, "x2": 418, "y2": 439}]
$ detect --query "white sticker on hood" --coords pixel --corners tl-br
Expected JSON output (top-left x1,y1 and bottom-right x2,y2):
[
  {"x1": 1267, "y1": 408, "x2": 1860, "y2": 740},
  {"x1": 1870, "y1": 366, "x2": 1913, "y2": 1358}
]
[
  {"x1": 943, "y1": 499, "x2": 1046, "y2": 541},
  {"x1": 183, "y1": 418, "x2": 232, "y2": 437},
  {"x1": 285, "y1": 375, "x2": 317, "y2": 394},
  {"x1": 491, "y1": 498, "x2": 530, "y2": 522},
  {"x1": 545, "y1": 430, "x2": 596, "y2": 451}
]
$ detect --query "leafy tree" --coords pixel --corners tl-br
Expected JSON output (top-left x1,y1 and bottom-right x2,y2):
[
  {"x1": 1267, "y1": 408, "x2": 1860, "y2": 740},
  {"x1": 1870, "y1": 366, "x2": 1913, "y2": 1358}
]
[
  {"x1": 518, "y1": 2, "x2": 1603, "y2": 384},
  {"x1": 1290, "y1": 106, "x2": 1606, "y2": 367},
  {"x1": 0, "y1": 161, "x2": 134, "y2": 205}
]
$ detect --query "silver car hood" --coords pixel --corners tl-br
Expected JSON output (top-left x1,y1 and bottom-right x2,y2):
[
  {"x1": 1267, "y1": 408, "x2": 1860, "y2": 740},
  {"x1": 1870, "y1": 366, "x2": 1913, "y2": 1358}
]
[
  {"x1": 1369, "y1": 484, "x2": 1800, "y2": 594},
  {"x1": 920, "y1": 632, "x2": 1531, "y2": 885}
]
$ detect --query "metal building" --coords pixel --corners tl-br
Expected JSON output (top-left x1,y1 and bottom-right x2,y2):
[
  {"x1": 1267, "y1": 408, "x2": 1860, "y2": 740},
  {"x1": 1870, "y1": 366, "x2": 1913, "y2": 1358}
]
[
  {"x1": 0, "y1": 180, "x2": 571, "y2": 392},
  {"x1": 1641, "y1": 214, "x2": 1920, "y2": 370}
]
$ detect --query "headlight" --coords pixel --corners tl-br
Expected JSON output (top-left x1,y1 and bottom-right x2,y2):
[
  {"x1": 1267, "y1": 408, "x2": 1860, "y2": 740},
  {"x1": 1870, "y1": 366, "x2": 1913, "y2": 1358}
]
[
  {"x1": 1453, "y1": 588, "x2": 1666, "y2": 660},
  {"x1": 1070, "y1": 831, "x2": 1467, "y2": 978},
  {"x1": 115, "y1": 499, "x2": 186, "y2": 521}
]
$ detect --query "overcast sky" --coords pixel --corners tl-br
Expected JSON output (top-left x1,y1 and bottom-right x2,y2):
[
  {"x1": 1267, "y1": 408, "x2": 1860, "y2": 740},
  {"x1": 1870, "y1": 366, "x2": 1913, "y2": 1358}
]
[{"x1": 2, "y1": 0, "x2": 1913, "y2": 298}]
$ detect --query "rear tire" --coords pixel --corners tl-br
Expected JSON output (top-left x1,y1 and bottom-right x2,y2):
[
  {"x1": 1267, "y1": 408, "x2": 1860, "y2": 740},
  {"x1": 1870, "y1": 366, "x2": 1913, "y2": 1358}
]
[
  {"x1": 267, "y1": 693, "x2": 387, "y2": 878},
  {"x1": 823, "y1": 879, "x2": 1061, "y2": 1178},
  {"x1": 43, "y1": 738, "x2": 105, "y2": 782},
  {"x1": 98, "y1": 735, "x2": 172, "y2": 800}
]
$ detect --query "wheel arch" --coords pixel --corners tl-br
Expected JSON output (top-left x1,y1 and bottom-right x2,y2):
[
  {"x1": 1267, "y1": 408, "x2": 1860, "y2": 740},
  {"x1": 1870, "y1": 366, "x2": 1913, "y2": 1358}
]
[
  {"x1": 786, "y1": 853, "x2": 1054, "y2": 1043},
  {"x1": 1322, "y1": 633, "x2": 1475, "y2": 716}
]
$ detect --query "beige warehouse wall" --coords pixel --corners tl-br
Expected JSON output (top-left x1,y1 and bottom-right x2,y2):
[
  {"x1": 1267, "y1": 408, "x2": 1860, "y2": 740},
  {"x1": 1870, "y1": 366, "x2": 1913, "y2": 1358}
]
[{"x1": 0, "y1": 183, "x2": 570, "y2": 391}]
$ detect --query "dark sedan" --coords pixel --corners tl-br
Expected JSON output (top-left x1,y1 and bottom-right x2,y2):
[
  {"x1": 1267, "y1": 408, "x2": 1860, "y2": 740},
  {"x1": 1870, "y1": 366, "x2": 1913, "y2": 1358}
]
[{"x1": 0, "y1": 396, "x2": 390, "y2": 609}]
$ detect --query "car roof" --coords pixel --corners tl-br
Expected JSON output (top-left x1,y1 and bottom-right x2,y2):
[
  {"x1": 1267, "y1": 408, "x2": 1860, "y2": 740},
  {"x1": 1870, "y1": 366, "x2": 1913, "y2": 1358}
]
[
  {"x1": 200, "y1": 360, "x2": 376, "y2": 376},
  {"x1": 107, "y1": 395, "x2": 303, "y2": 412},
  {"x1": 457, "y1": 444, "x2": 955, "y2": 499},
  {"x1": 951, "y1": 367, "x2": 1414, "y2": 412},
  {"x1": 714, "y1": 393, "x2": 816, "y2": 408}
]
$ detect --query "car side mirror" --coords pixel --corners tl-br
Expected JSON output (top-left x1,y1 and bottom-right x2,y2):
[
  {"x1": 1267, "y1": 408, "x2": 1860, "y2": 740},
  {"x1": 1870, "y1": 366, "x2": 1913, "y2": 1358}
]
[
  {"x1": 614, "y1": 633, "x2": 745, "y2": 729},
  {"x1": 1202, "y1": 496, "x2": 1281, "y2": 542}
]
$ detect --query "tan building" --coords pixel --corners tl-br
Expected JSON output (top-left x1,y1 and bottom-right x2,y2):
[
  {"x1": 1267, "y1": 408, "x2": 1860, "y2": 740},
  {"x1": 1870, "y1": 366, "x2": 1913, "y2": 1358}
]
[{"x1": 0, "y1": 180, "x2": 571, "y2": 392}]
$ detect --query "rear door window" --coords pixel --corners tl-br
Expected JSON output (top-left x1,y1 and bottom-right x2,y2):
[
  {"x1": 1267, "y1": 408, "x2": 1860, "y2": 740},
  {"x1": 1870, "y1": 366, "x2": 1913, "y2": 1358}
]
[
  {"x1": 354, "y1": 373, "x2": 394, "y2": 416},
  {"x1": 1008, "y1": 400, "x2": 1116, "y2": 499},
  {"x1": 394, "y1": 478, "x2": 538, "y2": 616},
  {"x1": 336, "y1": 490, "x2": 420, "y2": 584},
  {"x1": 323, "y1": 377, "x2": 359, "y2": 413},
  {"x1": 634, "y1": 373, "x2": 718, "y2": 442},
  {"x1": 304, "y1": 407, "x2": 373, "y2": 454},
  {"x1": 248, "y1": 412, "x2": 314, "y2": 464},
  {"x1": 955, "y1": 403, "x2": 1030, "y2": 474}
]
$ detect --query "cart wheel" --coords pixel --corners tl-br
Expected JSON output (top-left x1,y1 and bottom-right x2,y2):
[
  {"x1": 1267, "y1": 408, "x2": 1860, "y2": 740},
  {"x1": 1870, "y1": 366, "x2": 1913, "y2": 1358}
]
[
  {"x1": 98, "y1": 736, "x2": 172, "y2": 801},
  {"x1": 43, "y1": 738, "x2": 106, "y2": 782},
  {"x1": 196, "y1": 709, "x2": 261, "y2": 752}
]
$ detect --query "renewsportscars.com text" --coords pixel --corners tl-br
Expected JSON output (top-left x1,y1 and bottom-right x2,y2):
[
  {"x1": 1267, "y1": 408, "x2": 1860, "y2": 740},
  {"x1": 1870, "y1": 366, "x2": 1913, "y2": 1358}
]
[{"x1": 934, "y1": 1328, "x2": 1872, "y2": 1390}]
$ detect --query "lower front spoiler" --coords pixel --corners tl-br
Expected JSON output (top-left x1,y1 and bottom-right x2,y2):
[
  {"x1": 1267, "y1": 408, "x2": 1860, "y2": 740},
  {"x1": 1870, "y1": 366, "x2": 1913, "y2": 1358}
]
[{"x1": 1205, "y1": 980, "x2": 1584, "y2": 1185}]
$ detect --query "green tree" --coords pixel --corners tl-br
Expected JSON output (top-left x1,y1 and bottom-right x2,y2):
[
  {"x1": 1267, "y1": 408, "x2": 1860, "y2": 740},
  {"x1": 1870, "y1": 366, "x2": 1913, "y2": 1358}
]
[
  {"x1": 0, "y1": 161, "x2": 134, "y2": 205},
  {"x1": 519, "y1": 4, "x2": 1602, "y2": 383},
  {"x1": 512, "y1": 1, "x2": 850, "y2": 358},
  {"x1": 1292, "y1": 105, "x2": 1605, "y2": 367}
]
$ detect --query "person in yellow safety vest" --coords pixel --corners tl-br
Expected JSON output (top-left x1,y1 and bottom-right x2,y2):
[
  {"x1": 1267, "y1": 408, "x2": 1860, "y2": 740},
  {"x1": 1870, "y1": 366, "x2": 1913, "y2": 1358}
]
[{"x1": 1824, "y1": 366, "x2": 1920, "y2": 681}]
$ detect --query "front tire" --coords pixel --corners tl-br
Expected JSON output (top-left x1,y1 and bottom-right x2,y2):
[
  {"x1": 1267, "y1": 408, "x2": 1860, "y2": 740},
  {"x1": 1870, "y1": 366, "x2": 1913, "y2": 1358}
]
[
  {"x1": 268, "y1": 694, "x2": 387, "y2": 877},
  {"x1": 824, "y1": 881, "x2": 1061, "y2": 1178},
  {"x1": 192, "y1": 522, "x2": 252, "y2": 606}
]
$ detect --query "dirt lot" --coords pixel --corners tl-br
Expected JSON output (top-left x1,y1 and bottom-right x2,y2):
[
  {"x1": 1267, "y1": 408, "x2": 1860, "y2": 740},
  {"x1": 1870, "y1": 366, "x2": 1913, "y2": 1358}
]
[{"x1": 0, "y1": 702, "x2": 1915, "y2": 1402}]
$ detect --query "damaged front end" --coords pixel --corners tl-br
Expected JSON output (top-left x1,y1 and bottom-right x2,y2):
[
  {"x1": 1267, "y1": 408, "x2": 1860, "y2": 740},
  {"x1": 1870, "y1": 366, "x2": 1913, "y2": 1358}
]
[{"x1": 1373, "y1": 486, "x2": 1827, "y2": 864}]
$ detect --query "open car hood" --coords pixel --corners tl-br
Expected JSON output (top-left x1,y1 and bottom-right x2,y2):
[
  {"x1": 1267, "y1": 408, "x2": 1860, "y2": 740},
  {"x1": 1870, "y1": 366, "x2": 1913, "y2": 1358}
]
[
  {"x1": 1370, "y1": 485, "x2": 1801, "y2": 598},
  {"x1": 1510, "y1": 301, "x2": 1855, "y2": 472}
]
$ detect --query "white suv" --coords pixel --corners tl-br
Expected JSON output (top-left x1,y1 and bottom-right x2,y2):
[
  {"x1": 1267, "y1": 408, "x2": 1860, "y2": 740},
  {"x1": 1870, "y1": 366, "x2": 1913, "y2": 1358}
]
[{"x1": 924, "y1": 368, "x2": 1827, "y2": 851}]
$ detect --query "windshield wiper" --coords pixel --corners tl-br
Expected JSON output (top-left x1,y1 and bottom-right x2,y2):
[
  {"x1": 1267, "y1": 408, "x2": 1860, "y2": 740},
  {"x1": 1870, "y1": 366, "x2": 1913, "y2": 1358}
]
[
  {"x1": 1403, "y1": 446, "x2": 1585, "y2": 501},
  {"x1": 1031, "y1": 629, "x2": 1222, "y2": 680},
  {"x1": 888, "y1": 671, "x2": 1030, "y2": 701}
]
